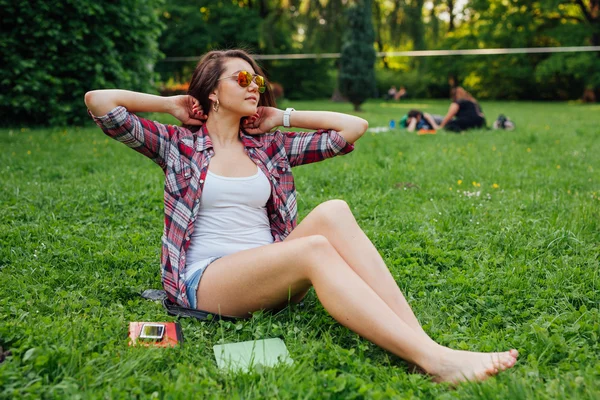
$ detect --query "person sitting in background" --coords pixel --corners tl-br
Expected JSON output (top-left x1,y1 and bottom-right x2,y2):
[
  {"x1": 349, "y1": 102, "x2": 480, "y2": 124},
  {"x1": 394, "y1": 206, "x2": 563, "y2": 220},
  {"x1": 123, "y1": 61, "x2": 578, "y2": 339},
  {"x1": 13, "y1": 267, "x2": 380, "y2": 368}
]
[
  {"x1": 405, "y1": 109, "x2": 443, "y2": 132},
  {"x1": 438, "y1": 87, "x2": 486, "y2": 132},
  {"x1": 385, "y1": 86, "x2": 398, "y2": 100},
  {"x1": 394, "y1": 86, "x2": 407, "y2": 100}
]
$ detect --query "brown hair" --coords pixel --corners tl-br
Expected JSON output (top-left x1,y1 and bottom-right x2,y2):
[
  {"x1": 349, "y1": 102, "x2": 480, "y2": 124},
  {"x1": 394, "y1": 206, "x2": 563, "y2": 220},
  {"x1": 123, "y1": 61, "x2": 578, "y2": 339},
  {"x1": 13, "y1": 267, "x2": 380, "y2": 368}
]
[
  {"x1": 407, "y1": 109, "x2": 422, "y2": 118},
  {"x1": 185, "y1": 49, "x2": 276, "y2": 131},
  {"x1": 451, "y1": 86, "x2": 484, "y2": 116},
  {"x1": 450, "y1": 86, "x2": 478, "y2": 104}
]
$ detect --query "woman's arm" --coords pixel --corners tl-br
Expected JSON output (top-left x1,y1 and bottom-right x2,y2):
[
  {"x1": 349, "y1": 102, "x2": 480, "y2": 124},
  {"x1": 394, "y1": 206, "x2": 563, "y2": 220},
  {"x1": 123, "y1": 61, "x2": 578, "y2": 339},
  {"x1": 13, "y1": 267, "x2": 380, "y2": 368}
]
[
  {"x1": 438, "y1": 103, "x2": 459, "y2": 129},
  {"x1": 285, "y1": 110, "x2": 368, "y2": 144},
  {"x1": 422, "y1": 112, "x2": 440, "y2": 130},
  {"x1": 243, "y1": 107, "x2": 368, "y2": 144},
  {"x1": 85, "y1": 90, "x2": 204, "y2": 169},
  {"x1": 85, "y1": 90, "x2": 203, "y2": 125},
  {"x1": 243, "y1": 107, "x2": 364, "y2": 167}
]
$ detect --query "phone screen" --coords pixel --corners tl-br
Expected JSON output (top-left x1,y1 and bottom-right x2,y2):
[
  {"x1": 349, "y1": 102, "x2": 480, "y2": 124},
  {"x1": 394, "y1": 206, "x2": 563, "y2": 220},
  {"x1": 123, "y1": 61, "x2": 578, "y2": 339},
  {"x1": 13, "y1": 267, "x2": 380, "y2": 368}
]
[{"x1": 140, "y1": 324, "x2": 165, "y2": 340}]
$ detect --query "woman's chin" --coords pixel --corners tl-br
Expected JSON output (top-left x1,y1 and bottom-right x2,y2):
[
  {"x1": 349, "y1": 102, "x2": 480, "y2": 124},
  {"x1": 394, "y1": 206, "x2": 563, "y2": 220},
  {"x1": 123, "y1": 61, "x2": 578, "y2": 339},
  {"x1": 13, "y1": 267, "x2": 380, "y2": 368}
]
[{"x1": 241, "y1": 106, "x2": 258, "y2": 116}]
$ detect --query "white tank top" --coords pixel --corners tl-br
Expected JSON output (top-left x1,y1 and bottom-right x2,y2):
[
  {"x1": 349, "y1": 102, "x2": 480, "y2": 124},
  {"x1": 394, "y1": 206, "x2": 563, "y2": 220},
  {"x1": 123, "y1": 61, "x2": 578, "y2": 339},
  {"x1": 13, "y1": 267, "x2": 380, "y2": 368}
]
[{"x1": 185, "y1": 167, "x2": 274, "y2": 265}]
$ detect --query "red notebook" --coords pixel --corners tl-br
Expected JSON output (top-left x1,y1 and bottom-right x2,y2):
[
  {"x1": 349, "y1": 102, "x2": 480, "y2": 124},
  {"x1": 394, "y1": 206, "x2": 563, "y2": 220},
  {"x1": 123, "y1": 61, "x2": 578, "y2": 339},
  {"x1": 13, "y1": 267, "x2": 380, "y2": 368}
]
[{"x1": 128, "y1": 322, "x2": 183, "y2": 347}]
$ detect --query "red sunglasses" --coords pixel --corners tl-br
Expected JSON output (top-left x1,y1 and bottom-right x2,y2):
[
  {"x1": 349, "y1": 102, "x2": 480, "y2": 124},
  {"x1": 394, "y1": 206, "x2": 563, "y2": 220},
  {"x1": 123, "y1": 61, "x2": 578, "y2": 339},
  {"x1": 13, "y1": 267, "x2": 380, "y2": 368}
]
[{"x1": 218, "y1": 70, "x2": 266, "y2": 93}]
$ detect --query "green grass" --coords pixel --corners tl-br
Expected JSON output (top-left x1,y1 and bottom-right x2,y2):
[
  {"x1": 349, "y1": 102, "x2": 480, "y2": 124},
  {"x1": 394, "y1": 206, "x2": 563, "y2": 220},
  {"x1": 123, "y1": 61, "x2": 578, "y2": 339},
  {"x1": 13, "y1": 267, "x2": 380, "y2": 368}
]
[{"x1": 1, "y1": 99, "x2": 599, "y2": 399}]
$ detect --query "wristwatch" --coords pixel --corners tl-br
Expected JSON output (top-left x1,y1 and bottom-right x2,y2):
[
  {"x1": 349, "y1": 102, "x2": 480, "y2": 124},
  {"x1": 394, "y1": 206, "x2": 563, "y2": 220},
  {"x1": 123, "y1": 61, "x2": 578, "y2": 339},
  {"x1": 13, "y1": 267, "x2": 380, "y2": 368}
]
[{"x1": 283, "y1": 108, "x2": 295, "y2": 128}]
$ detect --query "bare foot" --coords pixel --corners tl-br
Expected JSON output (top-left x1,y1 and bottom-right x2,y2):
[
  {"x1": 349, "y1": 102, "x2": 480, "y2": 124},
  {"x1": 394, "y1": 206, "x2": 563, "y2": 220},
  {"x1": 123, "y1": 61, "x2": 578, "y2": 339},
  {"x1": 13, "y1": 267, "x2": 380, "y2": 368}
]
[
  {"x1": 404, "y1": 361, "x2": 427, "y2": 375},
  {"x1": 427, "y1": 348, "x2": 518, "y2": 384}
]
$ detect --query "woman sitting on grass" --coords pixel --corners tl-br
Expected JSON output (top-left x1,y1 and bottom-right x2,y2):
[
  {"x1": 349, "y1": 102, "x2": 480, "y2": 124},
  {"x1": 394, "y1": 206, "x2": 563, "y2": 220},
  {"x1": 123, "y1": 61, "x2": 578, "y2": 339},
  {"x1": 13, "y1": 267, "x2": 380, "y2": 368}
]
[
  {"x1": 439, "y1": 87, "x2": 487, "y2": 132},
  {"x1": 84, "y1": 49, "x2": 517, "y2": 384}
]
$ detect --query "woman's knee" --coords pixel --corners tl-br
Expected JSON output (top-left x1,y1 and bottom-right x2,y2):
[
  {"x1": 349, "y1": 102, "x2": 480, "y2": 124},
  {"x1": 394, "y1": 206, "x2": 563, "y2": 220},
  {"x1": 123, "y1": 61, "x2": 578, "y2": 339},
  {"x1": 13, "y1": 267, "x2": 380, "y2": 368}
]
[
  {"x1": 313, "y1": 199, "x2": 353, "y2": 224},
  {"x1": 301, "y1": 234, "x2": 332, "y2": 251},
  {"x1": 297, "y1": 234, "x2": 338, "y2": 265}
]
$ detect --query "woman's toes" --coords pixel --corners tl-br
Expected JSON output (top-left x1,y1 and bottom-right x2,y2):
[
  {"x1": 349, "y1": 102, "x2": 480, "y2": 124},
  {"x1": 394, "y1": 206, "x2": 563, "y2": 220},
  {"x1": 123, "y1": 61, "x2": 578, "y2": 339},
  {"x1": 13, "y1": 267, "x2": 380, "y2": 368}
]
[
  {"x1": 505, "y1": 354, "x2": 516, "y2": 366},
  {"x1": 491, "y1": 354, "x2": 502, "y2": 369},
  {"x1": 483, "y1": 367, "x2": 496, "y2": 378},
  {"x1": 497, "y1": 353, "x2": 516, "y2": 370}
]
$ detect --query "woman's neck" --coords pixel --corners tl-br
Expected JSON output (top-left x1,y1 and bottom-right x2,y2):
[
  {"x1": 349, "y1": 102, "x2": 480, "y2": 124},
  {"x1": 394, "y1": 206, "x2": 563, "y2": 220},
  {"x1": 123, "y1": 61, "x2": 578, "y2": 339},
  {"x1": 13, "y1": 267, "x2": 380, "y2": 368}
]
[{"x1": 204, "y1": 112, "x2": 242, "y2": 147}]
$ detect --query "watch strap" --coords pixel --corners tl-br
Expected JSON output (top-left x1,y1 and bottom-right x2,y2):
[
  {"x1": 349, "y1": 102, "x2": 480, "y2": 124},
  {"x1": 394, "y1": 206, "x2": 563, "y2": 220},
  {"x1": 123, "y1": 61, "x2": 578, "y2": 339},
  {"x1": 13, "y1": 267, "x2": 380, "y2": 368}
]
[{"x1": 283, "y1": 108, "x2": 295, "y2": 128}]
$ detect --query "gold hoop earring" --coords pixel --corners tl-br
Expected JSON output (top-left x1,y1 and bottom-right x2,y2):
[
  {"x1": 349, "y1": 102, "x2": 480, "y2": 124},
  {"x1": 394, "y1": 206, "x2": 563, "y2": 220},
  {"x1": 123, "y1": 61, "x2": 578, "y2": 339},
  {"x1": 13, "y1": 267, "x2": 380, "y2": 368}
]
[{"x1": 212, "y1": 99, "x2": 220, "y2": 112}]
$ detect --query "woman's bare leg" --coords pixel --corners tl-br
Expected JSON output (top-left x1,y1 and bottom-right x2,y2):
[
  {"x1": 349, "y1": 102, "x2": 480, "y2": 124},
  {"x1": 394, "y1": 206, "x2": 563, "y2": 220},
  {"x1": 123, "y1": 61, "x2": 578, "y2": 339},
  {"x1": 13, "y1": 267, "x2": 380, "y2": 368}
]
[
  {"x1": 286, "y1": 200, "x2": 432, "y2": 341},
  {"x1": 196, "y1": 235, "x2": 518, "y2": 384}
]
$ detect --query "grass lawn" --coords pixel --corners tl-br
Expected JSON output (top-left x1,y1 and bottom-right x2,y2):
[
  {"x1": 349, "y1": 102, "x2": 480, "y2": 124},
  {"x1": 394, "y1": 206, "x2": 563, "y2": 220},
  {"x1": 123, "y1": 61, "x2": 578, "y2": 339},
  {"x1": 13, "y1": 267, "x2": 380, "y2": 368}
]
[{"x1": 1, "y1": 99, "x2": 599, "y2": 399}]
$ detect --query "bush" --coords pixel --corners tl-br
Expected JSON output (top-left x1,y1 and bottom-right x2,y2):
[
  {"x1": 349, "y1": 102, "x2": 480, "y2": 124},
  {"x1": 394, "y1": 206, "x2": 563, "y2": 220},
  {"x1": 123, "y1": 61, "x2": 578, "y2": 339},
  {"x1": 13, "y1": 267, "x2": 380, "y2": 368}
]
[
  {"x1": 157, "y1": 79, "x2": 189, "y2": 97},
  {"x1": 262, "y1": 59, "x2": 337, "y2": 101},
  {"x1": 375, "y1": 67, "x2": 448, "y2": 100},
  {"x1": 0, "y1": 0, "x2": 164, "y2": 126}
]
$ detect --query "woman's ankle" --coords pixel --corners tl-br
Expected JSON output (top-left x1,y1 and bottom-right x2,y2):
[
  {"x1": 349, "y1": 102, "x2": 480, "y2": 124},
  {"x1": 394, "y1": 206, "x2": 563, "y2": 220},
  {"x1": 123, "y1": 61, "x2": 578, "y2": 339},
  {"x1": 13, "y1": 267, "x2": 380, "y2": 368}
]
[{"x1": 416, "y1": 344, "x2": 451, "y2": 375}]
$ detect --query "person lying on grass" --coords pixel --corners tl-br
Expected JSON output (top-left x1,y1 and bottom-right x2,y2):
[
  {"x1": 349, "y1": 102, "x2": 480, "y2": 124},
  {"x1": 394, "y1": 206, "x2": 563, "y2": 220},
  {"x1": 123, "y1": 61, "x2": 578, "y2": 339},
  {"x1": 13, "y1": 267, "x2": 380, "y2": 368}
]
[
  {"x1": 84, "y1": 48, "x2": 518, "y2": 384},
  {"x1": 405, "y1": 109, "x2": 443, "y2": 132}
]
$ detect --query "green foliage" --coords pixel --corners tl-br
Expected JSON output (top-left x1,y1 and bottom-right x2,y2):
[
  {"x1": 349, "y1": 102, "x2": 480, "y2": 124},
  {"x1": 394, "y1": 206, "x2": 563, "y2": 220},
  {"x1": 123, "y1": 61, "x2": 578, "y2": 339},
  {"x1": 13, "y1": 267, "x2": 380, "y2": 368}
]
[
  {"x1": 339, "y1": 0, "x2": 377, "y2": 110},
  {"x1": 424, "y1": 0, "x2": 600, "y2": 100},
  {"x1": 155, "y1": 1, "x2": 339, "y2": 100},
  {"x1": 404, "y1": 0, "x2": 426, "y2": 51},
  {"x1": 156, "y1": 0, "x2": 261, "y2": 81},
  {"x1": 300, "y1": 0, "x2": 348, "y2": 54},
  {"x1": 536, "y1": 52, "x2": 600, "y2": 95},
  {"x1": 375, "y1": 66, "x2": 448, "y2": 99},
  {"x1": 258, "y1": 6, "x2": 337, "y2": 100},
  {"x1": 263, "y1": 59, "x2": 337, "y2": 100},
  {"x1": 0, "y1": 0, "x2": 164, "y2": 126},
  {"x1": 1, "y1": 100, "x2": 600, "y2": 397}
]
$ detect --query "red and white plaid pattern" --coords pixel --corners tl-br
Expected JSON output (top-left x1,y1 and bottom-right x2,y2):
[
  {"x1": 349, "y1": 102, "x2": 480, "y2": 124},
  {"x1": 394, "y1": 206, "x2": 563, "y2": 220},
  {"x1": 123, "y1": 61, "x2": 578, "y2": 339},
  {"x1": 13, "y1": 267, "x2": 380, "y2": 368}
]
[{"x1": 91, "y1": 106, "x2": 354, "y2": 307}]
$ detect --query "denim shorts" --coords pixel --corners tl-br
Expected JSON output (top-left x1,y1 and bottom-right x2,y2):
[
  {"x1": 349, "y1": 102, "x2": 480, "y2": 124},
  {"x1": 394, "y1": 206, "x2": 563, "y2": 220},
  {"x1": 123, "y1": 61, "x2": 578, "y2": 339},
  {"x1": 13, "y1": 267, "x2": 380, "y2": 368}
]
[{"x1": 183, "y1": 256, "x2": 220, "y2": 309}]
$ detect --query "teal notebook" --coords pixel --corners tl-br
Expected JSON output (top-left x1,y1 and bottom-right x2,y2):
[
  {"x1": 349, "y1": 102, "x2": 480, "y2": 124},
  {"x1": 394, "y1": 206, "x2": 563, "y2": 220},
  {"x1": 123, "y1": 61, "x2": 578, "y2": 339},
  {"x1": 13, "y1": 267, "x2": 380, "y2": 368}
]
[{"x1": 213, "y1": 338, "x2": 293, "y2": 372}]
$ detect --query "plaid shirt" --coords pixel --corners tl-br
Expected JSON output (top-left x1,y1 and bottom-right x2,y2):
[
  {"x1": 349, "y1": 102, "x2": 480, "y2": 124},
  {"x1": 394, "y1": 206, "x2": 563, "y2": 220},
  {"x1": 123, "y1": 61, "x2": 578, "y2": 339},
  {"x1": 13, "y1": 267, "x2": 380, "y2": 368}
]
[{"x1": 91, "y1": 106, "x2": 354, "y2": 307}]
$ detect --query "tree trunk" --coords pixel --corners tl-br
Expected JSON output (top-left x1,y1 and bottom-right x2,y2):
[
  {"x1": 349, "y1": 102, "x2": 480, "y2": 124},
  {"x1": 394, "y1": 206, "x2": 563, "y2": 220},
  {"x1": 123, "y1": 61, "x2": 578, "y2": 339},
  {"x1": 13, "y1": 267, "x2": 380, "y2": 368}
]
[
  {"x1": 576, "y1": 0, "x2": 599, "y2": 101},
  {"x1": 582, "y1": 88, "x2": 596, "y2": 102},
  {"x1": 373, "y1": 0, "x2": 388, "y2": 68},
  {"x1": 257, "y1": 0, "x2": 269, "y2": 19},
  {"x1": 448, "y1": 0, "x2": 455, "y2": 32},
  {"x1": 331, "y1": 87, "x2": 347, "y2": 102}
]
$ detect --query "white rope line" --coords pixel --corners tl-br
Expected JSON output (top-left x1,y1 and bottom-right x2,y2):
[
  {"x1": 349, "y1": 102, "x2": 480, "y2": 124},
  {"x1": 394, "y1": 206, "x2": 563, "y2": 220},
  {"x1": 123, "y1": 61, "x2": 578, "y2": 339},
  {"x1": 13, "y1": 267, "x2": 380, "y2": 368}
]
[{"x1": 161, "y1": 46, "x2": 600, "y2": 62}]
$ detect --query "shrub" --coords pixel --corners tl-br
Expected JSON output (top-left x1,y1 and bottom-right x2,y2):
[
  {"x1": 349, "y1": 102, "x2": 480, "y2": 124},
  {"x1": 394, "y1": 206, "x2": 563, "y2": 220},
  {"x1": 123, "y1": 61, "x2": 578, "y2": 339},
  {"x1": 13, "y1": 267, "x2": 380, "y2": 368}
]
[
  {"x1": 338, "y1": 0, "x2": 376, "y2": 111},
  {"x1": 262, "y1": 59, "x2": 336, "y2": 101},
  {"x1": 0, "y1": 0, "x2": 164, "y2": 126},
  {"x1": 375, "y1": 68, "x2": 449, "y2": 100},
  {"x1": 157, "y1": 79, "x2": 189, "y2": 97}
]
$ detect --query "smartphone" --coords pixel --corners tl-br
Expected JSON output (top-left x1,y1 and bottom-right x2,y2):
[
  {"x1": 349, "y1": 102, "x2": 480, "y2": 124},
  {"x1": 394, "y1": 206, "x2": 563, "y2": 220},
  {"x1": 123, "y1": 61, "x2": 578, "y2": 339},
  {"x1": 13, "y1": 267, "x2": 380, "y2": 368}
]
[{"x1": 139, "y1": 323, "x2": 165, "y2": 340}]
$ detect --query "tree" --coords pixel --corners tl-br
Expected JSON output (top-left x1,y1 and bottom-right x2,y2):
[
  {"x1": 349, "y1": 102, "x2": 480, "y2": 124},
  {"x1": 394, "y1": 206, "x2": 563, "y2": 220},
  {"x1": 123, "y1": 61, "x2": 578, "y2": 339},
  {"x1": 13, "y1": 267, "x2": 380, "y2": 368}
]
[
  {"x1": 426, "y1": 0, "x2": 600, "y2": 100},
  {"x1": 339, "y1": 0, "x2": 377, "y2": 111},
  {"x1": 576, "y1": 0, "x2": 599, "y2": 48},
  {"x1": 156, "y1": 0, "x2": 342, "y2": 100},
  {"x1": 447, "y1": 0, "x2": 455, "y2": 32},
  {"x1": 156, "y1": 0, "x2": 261, "y2": 82},
  {"x1": 0, "y1": 0, "x2": 163, "y2": 126},
  {"x1": 574, "y1": 0, "x2": 600, "y2": 100}
]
